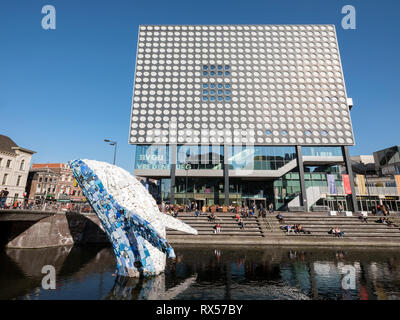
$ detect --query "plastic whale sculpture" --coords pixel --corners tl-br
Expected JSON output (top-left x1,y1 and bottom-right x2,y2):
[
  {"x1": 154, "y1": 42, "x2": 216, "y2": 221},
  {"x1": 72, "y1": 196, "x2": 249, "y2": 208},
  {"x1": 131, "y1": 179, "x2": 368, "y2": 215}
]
[{"x1": 69, "y1": 159, "x2": 197, "y2": 277}]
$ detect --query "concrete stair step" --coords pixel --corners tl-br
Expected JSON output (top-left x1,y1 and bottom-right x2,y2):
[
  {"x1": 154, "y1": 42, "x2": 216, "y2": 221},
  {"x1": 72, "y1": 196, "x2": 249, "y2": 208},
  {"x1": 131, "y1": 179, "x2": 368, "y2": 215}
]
[
  {"x1": 167, "y1": 232, "x2": 263, "y2": 236},
  {"x1": 281, "y1": 232, "x2": 400, "y2": 237}
]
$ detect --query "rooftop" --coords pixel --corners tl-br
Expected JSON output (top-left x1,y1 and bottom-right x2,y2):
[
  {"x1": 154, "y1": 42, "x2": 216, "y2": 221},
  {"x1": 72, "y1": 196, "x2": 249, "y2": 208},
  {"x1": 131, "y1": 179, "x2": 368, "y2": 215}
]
[{"x1": 0, "y1": 134, "x2": 36, "y2": 155}]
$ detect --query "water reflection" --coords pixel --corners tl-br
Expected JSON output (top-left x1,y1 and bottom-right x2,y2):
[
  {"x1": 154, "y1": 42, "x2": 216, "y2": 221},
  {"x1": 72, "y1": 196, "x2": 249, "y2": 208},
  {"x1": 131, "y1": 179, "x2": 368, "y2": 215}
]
[
  {"x1": 1, "y1": 245, "x2": 400, "y2": 300},
  {"x1": 107, "y1": 274, "x2": 197, "y2": 300}
]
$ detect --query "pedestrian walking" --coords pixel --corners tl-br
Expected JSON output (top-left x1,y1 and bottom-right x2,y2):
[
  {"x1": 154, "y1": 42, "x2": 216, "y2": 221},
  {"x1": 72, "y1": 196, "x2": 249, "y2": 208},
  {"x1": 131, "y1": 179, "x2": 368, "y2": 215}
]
[{"x1": 0, "y1": 188, "x2": 9, "y2": 209}]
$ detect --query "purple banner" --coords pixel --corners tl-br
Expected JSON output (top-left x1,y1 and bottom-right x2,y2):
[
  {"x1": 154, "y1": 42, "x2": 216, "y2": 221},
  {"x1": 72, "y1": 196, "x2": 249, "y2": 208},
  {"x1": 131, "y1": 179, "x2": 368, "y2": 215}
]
[{"x1": 327, "y1": 174, "x2": 337, "y2": 194}]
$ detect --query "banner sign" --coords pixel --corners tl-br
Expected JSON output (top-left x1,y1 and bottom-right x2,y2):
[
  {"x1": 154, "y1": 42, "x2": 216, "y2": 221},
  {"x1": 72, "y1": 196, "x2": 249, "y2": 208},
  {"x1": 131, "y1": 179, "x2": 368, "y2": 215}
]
[
  {"x1": 395, "y1": 175, "x2": 400, "y2": 196},
  {"x1": 327, "y1": 174, "x2": 337, "y2": 195},
  {"x1": 342, "y1": 174, "x2": 352, "y2": 194},
  {"x1": 356, "y1": 174, "x2": 366, "y2": 195}
]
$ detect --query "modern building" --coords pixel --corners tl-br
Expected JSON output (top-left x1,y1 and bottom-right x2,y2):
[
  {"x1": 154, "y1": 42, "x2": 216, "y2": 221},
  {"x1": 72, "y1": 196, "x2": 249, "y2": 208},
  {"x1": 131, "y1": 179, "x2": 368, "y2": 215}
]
[
  {"x1": 0, "y1": 134, "x2": 35, "y2": 204},
  {"x1": 373, "y1": 145, "x2": 400, "y2": 176},
  {"x1": 26, "y1": 163, "x2": 84, "y2": 202},
  {"x1": 129, "y1": 25, "x2": 358, "y2": 212},
  {"x1": 351, "y1": 146, "x2": 400, "y2": 212}
]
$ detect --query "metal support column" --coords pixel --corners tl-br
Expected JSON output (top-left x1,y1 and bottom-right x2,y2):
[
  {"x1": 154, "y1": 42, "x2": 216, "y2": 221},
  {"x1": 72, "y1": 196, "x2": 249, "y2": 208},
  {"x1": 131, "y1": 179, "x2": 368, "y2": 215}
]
[
  {"x1": 170, "y1": 144, "x2": 177, "y2": 205},
  {"x1": 296, "y1": 145, "x2": 308, "y2": 211},
  {"x1": 223, "y1": 144, "x2": 230, "y2": 206},
  {"x1": 342, "y1": 146, "x2": 359, "y2": 212}
]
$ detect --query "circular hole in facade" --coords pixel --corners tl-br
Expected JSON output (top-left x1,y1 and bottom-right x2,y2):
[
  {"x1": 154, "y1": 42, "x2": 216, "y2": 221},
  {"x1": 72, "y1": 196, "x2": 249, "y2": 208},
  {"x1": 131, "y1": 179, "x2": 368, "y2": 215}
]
[{"x1": 265, "y1": 130, "x2": 272, "y2": 135}]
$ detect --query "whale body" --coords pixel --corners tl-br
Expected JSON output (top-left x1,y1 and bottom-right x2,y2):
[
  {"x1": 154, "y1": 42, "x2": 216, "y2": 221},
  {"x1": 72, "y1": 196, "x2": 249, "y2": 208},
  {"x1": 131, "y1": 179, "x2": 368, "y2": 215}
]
[{"x1": 69, "y1": 159, "x2": 197, "y2": 277}]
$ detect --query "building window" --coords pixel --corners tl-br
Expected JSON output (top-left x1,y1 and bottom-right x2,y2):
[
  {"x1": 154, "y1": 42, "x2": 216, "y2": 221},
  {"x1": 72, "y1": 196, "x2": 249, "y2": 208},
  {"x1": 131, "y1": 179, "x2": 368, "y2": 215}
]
[
  {"x1": 202, "y1": 65, "x2": 231, "y2": 103},
  {"x1": 135, "y1": 145, "x2": 170, "y2": 170},
  {"x1": 20, "y1": 160, "x2": 25, "y2": 170},
  {"x1": 6, "y1": 160, "x2": 11, "y2": 168},
  {"x1": 302, "y1": 146, "x2": 343, "y2": 157},
  {"x1": 177, "y1": 145, "x2": 224, "y2": 170},
  {"x1": 0, "y1": 158, "x2": 2, "y2": 167},
  {"x1": 2, "y1": 174, "x2": 8, "y2": 185},
  {"x1": 16, "y1": 175, "x2": 22, "y2": 186}
]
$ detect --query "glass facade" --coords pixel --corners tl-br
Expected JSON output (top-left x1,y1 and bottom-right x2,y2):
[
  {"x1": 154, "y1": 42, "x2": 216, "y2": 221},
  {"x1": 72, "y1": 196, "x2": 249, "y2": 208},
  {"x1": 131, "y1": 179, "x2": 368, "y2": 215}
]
[
  {"x1": 133, "y1": 144, "x2": 363, "y2": 211},
  {"x1": 304, "y1": 165, "x2": 342, "y2": 189},
  {"x1": 174, "y1": 177, "x2": 224, "y2": 206},
  {"x1": 229, "y1": 179, "x2": 274, "y2": 207},
  {"x1": 228, "y1": 146, "x2": 296, "y2": 170},
  {"x1": 273, "y1": 170, "x2": 301, "y2": 210},
  {"x1": 160, "y1": 178, "x2": 171, "y2": 203},
  {"x1": 302, "y1": 146, "x2": 343, "y2": 157},
  {"x1": 176, "y1": 145, "x2": 224, "y2": 170},
  {"x1": 135, "y1": 145, "x2": 170, "y2": 170}
]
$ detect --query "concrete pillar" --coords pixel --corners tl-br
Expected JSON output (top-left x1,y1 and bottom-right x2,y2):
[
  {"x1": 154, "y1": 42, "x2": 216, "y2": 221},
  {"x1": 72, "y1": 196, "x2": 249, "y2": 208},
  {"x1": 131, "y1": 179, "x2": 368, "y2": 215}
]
[
  {"x1": 223, "y1": 144, "x2": 230, "y2": 206},
  {"x1": 342, "y1": 146, "x2": 359, "y2": 212},
  {"x1": 170, "y1": 144, "x2": 177, "y2": 204},
  {"x1": 296, "y1": 146, "x2": 308, "y2": 211}
]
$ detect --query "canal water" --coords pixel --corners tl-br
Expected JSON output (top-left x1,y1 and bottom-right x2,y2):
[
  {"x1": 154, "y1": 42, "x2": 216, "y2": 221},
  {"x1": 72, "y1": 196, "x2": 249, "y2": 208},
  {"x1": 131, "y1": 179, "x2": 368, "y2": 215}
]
[{"x1": 1, "y1": 245, "x2": 400, "y2": 300}]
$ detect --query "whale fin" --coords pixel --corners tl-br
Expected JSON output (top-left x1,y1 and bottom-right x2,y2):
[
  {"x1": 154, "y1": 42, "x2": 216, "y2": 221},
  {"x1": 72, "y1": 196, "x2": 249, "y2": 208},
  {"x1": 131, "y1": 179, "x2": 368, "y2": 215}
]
[{"x1": 162, "y1": 214, "x2": 198, "y2": 235}]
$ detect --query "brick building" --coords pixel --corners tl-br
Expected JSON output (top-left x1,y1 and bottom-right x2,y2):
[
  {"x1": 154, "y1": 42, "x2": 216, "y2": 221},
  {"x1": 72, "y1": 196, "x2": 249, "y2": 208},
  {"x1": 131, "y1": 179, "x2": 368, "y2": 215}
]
[{"x1": 26, "y1": 163, "x2": 84, "y2": 202}]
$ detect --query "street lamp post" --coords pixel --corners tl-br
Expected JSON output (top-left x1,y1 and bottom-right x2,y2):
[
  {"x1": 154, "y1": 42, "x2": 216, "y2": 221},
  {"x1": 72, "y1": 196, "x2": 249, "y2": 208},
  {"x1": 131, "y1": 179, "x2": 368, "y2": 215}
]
[
  {"x1": 360, "y1": 160, "x2": 371, "y2": 212},
  {"x1": 104, "y1": 139, "x2": 117, "y2": 165},
  {"x1": 184, "y1": 161, "x2": 191, "y2": 212}
]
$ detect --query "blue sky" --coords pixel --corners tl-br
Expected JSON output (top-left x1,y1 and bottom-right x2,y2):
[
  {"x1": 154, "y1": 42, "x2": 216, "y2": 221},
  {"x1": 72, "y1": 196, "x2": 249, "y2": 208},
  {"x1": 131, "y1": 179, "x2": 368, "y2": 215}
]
[{"x1": 1, "y1": 0, "x2": 399, "y2": 172}]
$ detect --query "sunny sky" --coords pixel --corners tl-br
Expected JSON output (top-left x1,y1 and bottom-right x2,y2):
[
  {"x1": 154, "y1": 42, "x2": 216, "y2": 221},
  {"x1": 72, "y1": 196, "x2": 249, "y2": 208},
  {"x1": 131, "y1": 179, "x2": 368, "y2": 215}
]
[{"x1": 1, "y1": 0, "x2": 399, "y2": 172}]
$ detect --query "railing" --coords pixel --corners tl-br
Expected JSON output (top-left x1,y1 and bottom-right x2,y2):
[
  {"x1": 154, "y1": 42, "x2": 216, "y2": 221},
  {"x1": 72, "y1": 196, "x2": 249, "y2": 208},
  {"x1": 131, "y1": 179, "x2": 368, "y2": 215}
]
[
  {"x1": 0, "y1": 197, "x2": 94, "y2": 213},
  {"x1": 316, "y1": 186, "x2": 399, "y2": 197},
  {"x1": 355, "y1": 186, "x2": 399, "y2": 196}
]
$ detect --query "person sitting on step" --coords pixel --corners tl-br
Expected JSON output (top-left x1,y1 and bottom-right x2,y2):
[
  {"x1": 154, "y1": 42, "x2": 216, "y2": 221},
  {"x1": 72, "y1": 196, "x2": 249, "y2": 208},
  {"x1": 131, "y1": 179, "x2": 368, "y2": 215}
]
[
  {"x1": 276, "y1": 213, "x2": 285, "y2": 224},
  {"x1": 208, "y1": 212, "x2": 216, "y2": 222},
  {"x1": 358, "y1": 214, "x2": 368, "y2": 223},
  {"x1": 238, "y1": 217, "x2": 245, "y2": 230}
]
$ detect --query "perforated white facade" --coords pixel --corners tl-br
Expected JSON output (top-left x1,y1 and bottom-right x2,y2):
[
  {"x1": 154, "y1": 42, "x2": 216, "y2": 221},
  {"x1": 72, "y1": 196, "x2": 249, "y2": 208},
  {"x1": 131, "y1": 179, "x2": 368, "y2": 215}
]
[{"x1": 129, "y1": 25, "x2": 354, "y2": 146}]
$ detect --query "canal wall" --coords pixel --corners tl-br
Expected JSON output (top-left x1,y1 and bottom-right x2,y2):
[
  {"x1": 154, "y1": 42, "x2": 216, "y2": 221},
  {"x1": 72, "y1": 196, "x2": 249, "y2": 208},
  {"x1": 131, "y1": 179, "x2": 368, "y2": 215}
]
[
  {"x1": 4, "y1": 213, "x2": 108, "y2": 249},
  {"x1": 3, "y1": 211, "x2": 400, "y2": 248}
]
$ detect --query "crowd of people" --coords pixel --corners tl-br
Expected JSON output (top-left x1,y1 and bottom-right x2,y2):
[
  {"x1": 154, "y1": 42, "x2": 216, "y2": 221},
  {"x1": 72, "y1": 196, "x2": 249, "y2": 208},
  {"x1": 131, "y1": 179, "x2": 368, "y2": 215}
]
[
  {"x1": 158, "y1": 201, "x2": 276, "y2": 234},
  {"x1": 159, "y1": 200, "x2": 275, "y2": 217},
  {"x1": 0, "y1": 188, "x2": 93, "y2": 213}
]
